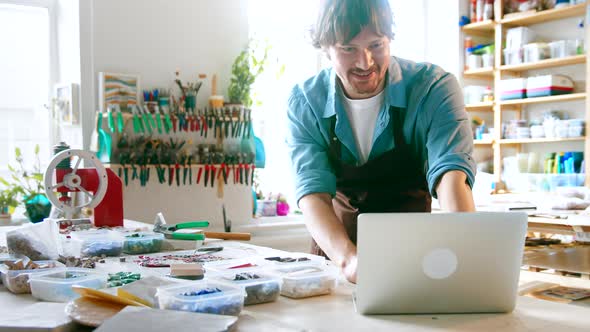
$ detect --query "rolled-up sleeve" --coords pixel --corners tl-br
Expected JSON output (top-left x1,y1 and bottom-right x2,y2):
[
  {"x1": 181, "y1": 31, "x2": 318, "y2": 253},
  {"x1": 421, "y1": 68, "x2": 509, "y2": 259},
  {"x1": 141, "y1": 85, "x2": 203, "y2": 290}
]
[
  {"x1": 285, "y1": 87, "x2": 337, "y2": 205},
  {"x1": 423, "y1": 74, "x2": 476, "y2": 198}
]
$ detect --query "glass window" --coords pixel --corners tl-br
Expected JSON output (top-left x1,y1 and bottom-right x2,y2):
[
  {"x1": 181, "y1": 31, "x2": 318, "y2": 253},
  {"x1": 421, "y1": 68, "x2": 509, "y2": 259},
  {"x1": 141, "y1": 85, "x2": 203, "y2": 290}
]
[{"x1": 0, "y1": 2, "x2": 53, "y2": 176}]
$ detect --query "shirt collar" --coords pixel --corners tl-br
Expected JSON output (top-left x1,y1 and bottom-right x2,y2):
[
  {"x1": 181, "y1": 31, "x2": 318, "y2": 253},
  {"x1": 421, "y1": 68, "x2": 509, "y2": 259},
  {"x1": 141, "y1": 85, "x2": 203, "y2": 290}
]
[{"x1": 322, "y1": 57, "x2": 407, "y2": 118}]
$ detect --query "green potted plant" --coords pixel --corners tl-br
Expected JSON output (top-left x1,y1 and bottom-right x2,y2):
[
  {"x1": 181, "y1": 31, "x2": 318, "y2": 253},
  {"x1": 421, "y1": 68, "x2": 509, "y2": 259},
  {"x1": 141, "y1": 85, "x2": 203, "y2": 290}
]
[
  {"x1": 228, "y1": 40, "x2": 270, "y2": 107},
  {"x1": 4, "y1": 145, "x2": 51, "y2": 223},
  {"x1": 0, "y1": 184, "x2": 19, "y2": 221}
]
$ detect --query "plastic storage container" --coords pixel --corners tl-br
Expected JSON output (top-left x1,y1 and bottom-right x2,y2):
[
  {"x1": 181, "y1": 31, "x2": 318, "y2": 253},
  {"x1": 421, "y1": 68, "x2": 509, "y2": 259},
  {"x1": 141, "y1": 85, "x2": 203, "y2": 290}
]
[
  {"x1": 205, "y1": 257, "x2": 269, "y2": 272},
  {"x1": 503, "y1": 173, "x2": 585, "y2": 192},
  {"x1": 0, "y1": 253, "x2": 25, "y2": 265},
  {"x1": 464, "y1": 85, "x2": 486, "y2": 104},
  {"x1": 523, "y1": 43, "x2": 550, "y2": 63},
  {"x1": 212, "y1": 268, "x2": 282, "y2": 305},
  {"x1": 526, "y1": 75, "x2": 574, "y2": 98},
  {"x1": 156, "y1": 280, "x2": 245, "y2": 316},
  {"x1": 503, "y1": 48, "x2": 523, "y2": 65},
  {"x1": 0, "y1": 260, "x2": 64, "y2": 294},
  {"x1": 499, "y1": 78, "x2": 527, "y2": 100},
  {"x1": 123, "y1": 232, "x2": 164, "y2": 255},
  {"x1": 270, "y1": 262, "x2": 338, "y2": 299},
  {"x1": 29, "y1": 267, "x2": 107, "y2": 302},
  {"x1": 70, "y1": 229, "x2": 124, "y2": 257},
  {"x1": 264, "y1": 252, "x2": 325, "y2": 267},
  {"x1": 548, "y1": 40, "x2": 578, "y2": 58},
  {"x1": 506, "y1": 27, "x2": 536, "y2": 49},
  {"x1": 567, "y1": 119, "x2": 585, "y2": 137},
  {"x1": 481, "y1": 53, "x2": 494, "y2": 68}
]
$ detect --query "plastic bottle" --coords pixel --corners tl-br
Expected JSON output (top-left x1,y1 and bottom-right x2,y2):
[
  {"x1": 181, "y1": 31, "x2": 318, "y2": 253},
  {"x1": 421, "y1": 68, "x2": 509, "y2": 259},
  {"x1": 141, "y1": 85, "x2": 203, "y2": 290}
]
[
  {"x1": 483, "y1": 86, "x2": 494, "y2": 102},
  {"x1": 470, "y1": 0, "x2": 477, "y2": 22},
  {"x1": 577, "y1": 19, "x2": 585, "y2": 55},
  {"x1": 464, "y1": 37, "x2": 474, "y2": 70},
  {"x1": 483, "y1": 0, "x2": 494, "y2": 20},
  {"x1": 476, "y1": 0, "x2": 484, "y2": 22}
]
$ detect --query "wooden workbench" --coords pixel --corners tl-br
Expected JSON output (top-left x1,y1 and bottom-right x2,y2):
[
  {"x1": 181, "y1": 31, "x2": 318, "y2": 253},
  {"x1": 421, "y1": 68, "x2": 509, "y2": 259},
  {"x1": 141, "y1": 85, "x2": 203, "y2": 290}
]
[{"x1": 2, "y1": 221, "x2": 590, "y2": 331}]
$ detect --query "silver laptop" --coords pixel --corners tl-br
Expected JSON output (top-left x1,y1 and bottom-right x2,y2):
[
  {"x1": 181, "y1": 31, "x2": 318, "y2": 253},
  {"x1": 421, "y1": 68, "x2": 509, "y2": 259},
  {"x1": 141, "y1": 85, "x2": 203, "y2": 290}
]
[{"x1": 354, "y1": 212, "x2": 527, "y2": 315}]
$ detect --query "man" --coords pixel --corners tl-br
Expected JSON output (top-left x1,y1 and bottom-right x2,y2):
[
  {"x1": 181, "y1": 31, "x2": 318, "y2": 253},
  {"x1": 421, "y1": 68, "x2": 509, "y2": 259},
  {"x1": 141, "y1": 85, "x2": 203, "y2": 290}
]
[{"x1": 285, "y1": 0, "x2": 476, "y2": 284}]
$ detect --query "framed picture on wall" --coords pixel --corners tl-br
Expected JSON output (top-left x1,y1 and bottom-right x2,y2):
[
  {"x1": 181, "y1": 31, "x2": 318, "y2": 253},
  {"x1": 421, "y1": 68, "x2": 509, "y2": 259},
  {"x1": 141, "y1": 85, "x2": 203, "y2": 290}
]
[
  {"x1": 98, "y1": 72, "x2": 141, "y2": 113},
  {"x1": 54, "y1": 83, "x2": 80, "y2": 126}
]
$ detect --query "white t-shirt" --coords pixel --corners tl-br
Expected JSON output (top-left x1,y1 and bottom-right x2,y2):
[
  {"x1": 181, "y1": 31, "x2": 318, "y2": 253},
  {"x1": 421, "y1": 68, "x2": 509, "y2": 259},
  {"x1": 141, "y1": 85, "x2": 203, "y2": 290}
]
[{"x1": 342, "y1": 90, "x2": 385, "y2": 165}]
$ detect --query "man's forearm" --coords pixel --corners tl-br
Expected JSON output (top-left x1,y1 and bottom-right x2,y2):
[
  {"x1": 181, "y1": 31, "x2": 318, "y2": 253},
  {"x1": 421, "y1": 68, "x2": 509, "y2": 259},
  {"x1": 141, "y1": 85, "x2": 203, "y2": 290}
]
[
  {"x1": 436, "y1": 170, "x2": 475, "y2": 212},
  {"x1": 299, "y1": 193, "x2": 356, "y2": 269}
]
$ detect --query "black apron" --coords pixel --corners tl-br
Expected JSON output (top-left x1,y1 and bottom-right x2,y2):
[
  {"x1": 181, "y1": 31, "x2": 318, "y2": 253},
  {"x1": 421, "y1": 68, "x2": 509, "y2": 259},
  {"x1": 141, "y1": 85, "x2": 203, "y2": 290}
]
[{"x1": 311, "y1": 106, "x2": 432, "y2": 257}]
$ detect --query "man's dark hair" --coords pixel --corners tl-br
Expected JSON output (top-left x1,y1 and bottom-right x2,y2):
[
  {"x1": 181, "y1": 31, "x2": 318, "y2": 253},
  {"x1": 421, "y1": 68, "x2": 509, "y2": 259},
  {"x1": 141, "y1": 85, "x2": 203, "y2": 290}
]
[{"x1": 311, "y1": 0, "x2": 394, "y2": 49}]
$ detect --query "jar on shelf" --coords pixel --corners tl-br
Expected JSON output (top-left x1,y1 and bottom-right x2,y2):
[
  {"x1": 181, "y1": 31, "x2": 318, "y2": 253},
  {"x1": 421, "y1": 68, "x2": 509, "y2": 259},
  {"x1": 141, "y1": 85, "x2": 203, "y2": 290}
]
[{"x1": 483, "y1": 86, "x2": 494, "y2": 102}]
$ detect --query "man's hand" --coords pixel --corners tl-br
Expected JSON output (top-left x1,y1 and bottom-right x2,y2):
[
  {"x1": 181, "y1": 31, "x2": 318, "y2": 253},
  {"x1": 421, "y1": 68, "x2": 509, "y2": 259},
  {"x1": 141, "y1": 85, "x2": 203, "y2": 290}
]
[
  {"x1": 299, "y1": 193, "x2": 358, "y2": 282},
  {"x1": 342, "y1": 252, "x2": 358, "y2": 284}
]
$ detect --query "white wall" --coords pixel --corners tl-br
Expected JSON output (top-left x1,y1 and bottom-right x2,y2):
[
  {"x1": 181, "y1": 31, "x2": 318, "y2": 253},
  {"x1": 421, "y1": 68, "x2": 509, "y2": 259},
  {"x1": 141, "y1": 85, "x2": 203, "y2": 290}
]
[
  {"x1": 389, "y1": 0, "x2": 427, "y2": 62},
  {"x1": 390, "y1": 0, "x2": 462, "y2": 76},
  {"x1": 87, "y1": 0, "x2": 249, "y2": 148},
  {"x1": 56, "y1": 0, "x2": 83, "y2": 149},
  {"x1": 424, "y1": 0, "x2": 462, "y2": 77},
  {"x1": 76, "y1": 0, "x2": 251, "y2": 226}
]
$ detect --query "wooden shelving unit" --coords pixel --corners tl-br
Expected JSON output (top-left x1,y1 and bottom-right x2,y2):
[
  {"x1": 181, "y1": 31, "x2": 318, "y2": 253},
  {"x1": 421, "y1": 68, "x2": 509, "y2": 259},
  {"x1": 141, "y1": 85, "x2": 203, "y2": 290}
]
[
  {"x1": 461, "y1": 19, "x2": 495, "y2": 36},
  {"x1": 499, "y1": 137, "x2": 585, "y2": 145},
  {"x1": 466, "y1": 101, "x2": 494, "y2": 111},
  {"x1": 500, "y1": 55, "x2": 586, "y2": 72},
  {"x1": 464, "y1": 67, "x2": 494, "y2": 78},
  {"x1": 474, "y1": 140, "x2": 494, "y2": 145},
  {"x1": 461, "y1": 1, "x2": 588, "y2": 191},
  {"x1": 500, "y1": 2, "x2": 586, "y2": 27},
  {"x1": 498, "y1": 93, "x2": 587, "y2": 106}
]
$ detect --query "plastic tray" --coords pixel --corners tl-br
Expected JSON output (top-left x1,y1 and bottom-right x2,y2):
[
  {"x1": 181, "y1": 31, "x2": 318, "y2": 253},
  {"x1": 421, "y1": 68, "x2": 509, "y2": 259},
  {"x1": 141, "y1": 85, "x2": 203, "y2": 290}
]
[
  {"x1": 270, "y1": 262, "x2": 338, "y2": 299},
  {"x1": 503, "y1": 173, "x2": 586, "y2": 192},
  {"x1": 212, "y1": 268, "x2": 282, "y2": 305},
  {"x1": 264, "y1": 252, "x2": 325, "y2": 266},
  {"x1": 70, "y1": 229, "x2": 124, "y2": 257},
  {"x1": 156, "y1": 280, "x2": 245, "y2": 316},
  {"x1": 123, "y1": 232, "x2": 164, "y2": 255},
  {"x1": 29, "y1": 267, "x2": 107, "y2": 302},
  {"x1": 205, "y1": 257, "x2": 269, "y2": 273},
  {"x1": 0, "y1": 260, "x2": 64, "y2": 294}
]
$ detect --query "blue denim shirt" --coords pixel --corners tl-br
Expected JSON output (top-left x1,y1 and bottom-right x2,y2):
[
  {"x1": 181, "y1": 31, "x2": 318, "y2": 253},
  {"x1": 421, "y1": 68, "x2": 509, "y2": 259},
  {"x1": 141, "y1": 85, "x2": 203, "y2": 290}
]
[{"x1": 286, "y1": 57, "x2": 476, "y2": 204}]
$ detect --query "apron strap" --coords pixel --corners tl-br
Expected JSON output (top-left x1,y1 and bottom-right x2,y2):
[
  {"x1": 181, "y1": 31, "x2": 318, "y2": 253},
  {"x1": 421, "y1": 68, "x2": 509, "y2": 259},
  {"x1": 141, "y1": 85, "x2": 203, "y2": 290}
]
[{"x1": 328, "y1": 105, "x2": 407, "y2": 167}]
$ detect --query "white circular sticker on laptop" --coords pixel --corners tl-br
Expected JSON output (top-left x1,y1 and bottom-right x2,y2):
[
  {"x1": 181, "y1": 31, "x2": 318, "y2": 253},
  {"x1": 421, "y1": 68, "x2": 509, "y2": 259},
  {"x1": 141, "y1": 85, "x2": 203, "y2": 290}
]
[{"x1": 422, "y1": 248, "x2": 458, "y2": 279}]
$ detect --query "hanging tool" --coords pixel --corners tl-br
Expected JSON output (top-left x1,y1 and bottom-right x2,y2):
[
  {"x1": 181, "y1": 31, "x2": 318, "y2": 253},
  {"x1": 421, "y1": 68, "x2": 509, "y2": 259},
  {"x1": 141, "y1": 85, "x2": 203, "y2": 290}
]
[
  {"x1": 154, "y1": 106, "x2": 163, "y2": 134},
  {"x1": 163, "y1": 106, "x2": 173, "y2": 133},
  {"x1": 96, "y1": 111, "x2": 112, "y2": 163},
  {"x1": 132, "y1": 105, "x2": 144, "y2": 134},
  {"x1": 115, "y1": 104, "x2": 125, "y2": 133},
  {"x1": 107, "y1": 105, "x2": 116, "y2": 133},
  {"x1": 181, "y1": 155, "x2": 188, "y2": 186},
  {"x1": 200, "y1": 112, "x2": 207, "y2": 137},
  {"x1": 210, "y1": 164, "x2": 216, "y2": 188},
  {"x1": 141, "y1": 106, "x2": 153, "y2": 134},
  {"x1": 222, "y1": 205, "x2": 230, "y2": 232},
  {"x1": 244, "y1": 164, "x2": 250, "y2": 186},
  {"x1": 196, "y1": 164, "x2": 203, "y2": 185},
  {"x1": 204, "y1": 164, "x2": 210, "y2": 187},
  {"x1": 188, "y1": 155, "x2": 193, "y2": 184}
]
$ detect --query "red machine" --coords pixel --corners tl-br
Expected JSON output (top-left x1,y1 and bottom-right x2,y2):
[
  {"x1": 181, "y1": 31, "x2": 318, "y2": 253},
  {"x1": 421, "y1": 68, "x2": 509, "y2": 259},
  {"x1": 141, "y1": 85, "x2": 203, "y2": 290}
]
[{"x1": 44, "y1": 149, "x2": 124, "y2": 227}]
